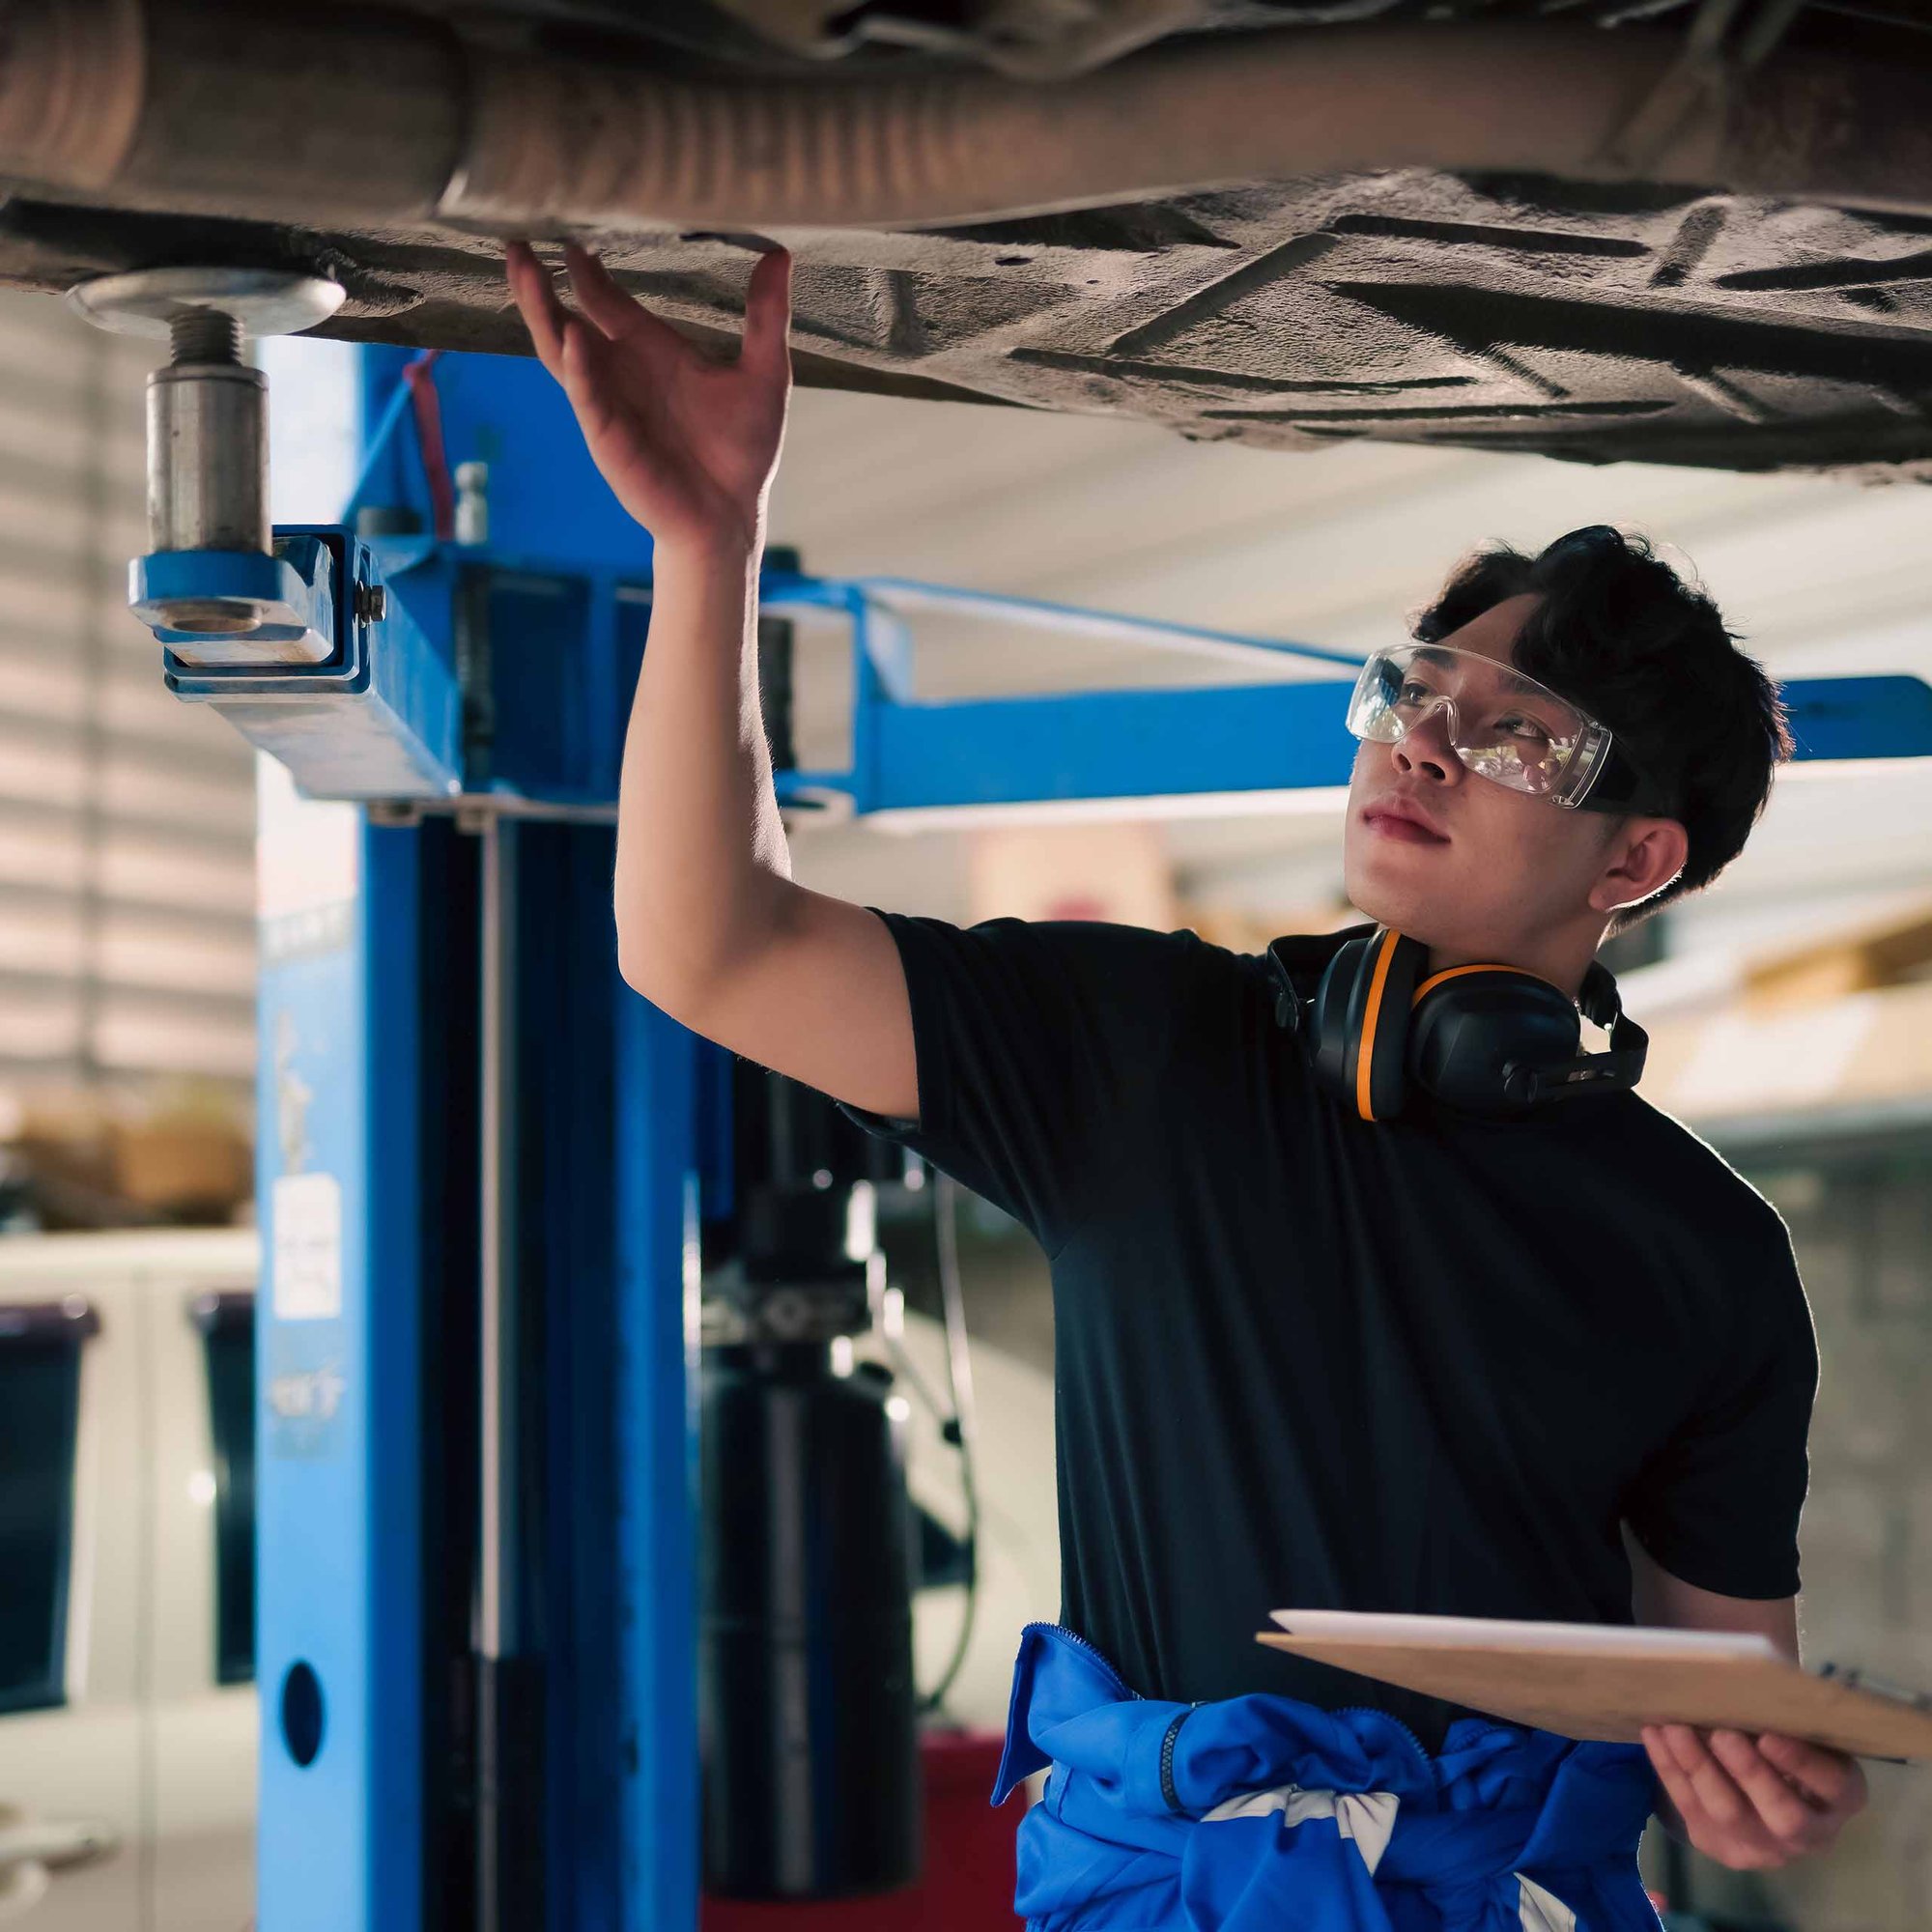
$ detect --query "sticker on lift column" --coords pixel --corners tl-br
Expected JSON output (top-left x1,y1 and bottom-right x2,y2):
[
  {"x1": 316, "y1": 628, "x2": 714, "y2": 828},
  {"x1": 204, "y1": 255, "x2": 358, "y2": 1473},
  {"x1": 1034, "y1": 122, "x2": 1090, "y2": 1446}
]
[
  {"x1": 272, "y1": 1171, "x2": 343, "y2": 1320},
  {"x1": 266, "y1": 1328, "x2": 349, "y2": 1461}
]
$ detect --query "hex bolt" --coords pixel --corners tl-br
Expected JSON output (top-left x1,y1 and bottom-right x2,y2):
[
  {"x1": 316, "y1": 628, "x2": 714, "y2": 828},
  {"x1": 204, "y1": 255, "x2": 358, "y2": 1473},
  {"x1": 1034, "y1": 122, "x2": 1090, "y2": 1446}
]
[{"x1": 355, "y1": 582, "x2": 388, "y2": 625}]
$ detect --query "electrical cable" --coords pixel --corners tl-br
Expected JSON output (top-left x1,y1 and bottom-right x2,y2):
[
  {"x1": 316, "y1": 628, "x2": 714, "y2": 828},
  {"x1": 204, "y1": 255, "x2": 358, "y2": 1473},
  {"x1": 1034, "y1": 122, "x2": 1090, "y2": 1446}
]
[
  {"x1": 918, "y1": 1169, "x2": 981, "y2": 1717},
  {"x1": 881, "y1": 1327, "x2": 952, "y2": 1441}
]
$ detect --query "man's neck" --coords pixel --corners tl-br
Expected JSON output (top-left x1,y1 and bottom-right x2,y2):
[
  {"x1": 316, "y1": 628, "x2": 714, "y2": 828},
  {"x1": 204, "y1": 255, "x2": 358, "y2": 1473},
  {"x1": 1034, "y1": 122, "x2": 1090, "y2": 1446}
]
[{"x1": 1423, "y1": 937, "x2": 1594, "y2": 1004}]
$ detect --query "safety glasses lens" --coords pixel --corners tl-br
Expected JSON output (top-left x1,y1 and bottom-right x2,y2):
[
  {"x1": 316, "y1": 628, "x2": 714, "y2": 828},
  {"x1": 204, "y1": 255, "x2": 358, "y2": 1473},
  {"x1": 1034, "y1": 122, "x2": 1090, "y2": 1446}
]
[{"x1": 1346, "y1": 646, "x2": 1596, "y2": 800}]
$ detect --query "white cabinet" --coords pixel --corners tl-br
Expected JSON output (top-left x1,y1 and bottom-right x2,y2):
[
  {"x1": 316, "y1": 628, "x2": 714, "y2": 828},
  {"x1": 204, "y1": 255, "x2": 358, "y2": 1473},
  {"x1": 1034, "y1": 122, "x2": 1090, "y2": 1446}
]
[{"x1": 0, "y1": 1231, "x2": 258, "y2": 1932}]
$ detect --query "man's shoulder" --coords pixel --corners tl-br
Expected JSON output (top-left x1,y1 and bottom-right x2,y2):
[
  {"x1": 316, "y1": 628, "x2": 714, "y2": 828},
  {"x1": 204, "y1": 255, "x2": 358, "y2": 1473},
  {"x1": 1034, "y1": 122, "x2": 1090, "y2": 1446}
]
[
  {"x1": 912, "y1": 910, "x2": 1264, "y2": 990},
  {"x1": 871, "y1": 912, "x2": 1273, "y2": 1067},
  {"x1": 1611, "y1": 1089, "x2": 1793, "y2": 1256}
]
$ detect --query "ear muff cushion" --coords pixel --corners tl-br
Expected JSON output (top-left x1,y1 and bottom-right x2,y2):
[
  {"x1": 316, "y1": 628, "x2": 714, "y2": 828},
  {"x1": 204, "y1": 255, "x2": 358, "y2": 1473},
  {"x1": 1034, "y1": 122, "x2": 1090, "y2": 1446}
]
[
  {"x1": 1356, "y1": 929, "x2": 1427, "y2": 1121},
  {"x1": 1267, "y1": 927, "x2": 1372, "y2": 1032},
  {"x1": 1310, "y1": 936, "x2": 1372, "y2": 1104},
  {"x1": 1409, "y1": 970, "x2": 1582, "y2": 1114},
  {"x1": 1310, "y1": 927, "x2": 1427, "y2": 1122}
]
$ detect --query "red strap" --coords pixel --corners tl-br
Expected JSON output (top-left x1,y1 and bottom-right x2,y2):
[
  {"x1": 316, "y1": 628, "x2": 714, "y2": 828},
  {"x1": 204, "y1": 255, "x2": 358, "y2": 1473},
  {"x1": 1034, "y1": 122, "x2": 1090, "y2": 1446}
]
[{"x1": 402, "y1": 350, "x2": 455, "y2": 542}]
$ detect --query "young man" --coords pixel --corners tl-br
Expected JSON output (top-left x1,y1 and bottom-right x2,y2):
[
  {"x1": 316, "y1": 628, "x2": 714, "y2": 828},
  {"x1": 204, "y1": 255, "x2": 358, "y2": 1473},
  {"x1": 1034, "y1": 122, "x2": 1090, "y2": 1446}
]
[{"x1": 506, "y1": 239, "x2": 1867, "y2": 1924}]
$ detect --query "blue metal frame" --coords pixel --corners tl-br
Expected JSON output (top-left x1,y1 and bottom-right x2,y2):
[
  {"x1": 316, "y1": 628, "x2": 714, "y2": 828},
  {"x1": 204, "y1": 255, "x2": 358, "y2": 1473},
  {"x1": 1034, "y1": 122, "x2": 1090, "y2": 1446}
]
[
  {"x1": 131, "y1": 337, "x2": 1932, "y2": 819},
  {"x1": 137, "y1": 537, "x2": 336, "y2": 663},
  {"x1": 255, "y1": 816, "x2": 425, "y2": 1931},
  {"x1": 244, "y1": 345, "x2": 706, "y2": 1932},
  {"x1": 145, "y1": 539, "x2": 1932, "y2": 816},
  {"x1": 352, "y1": 346, "x2": 656, "y2": 571},
  {"x1": 166, "y1": 532, "x2": 463, "y2": 799},
  {"x1": 759, "y1": 573, "x2": 1932, "y2": 815},
  {"x1": 611, "y1": 997, "x2": 704, "y2": 1929},
  {"x1": 498, "y1": 818, "x2": 704, "y2": 1932}
]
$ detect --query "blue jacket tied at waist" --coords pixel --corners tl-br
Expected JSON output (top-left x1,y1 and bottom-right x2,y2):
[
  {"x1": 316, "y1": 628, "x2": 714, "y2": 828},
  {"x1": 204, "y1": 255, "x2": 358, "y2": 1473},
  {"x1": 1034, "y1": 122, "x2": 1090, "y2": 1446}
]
[{"x1": 990, "y1": 1624, "x2": 1662, "y2": 1932}]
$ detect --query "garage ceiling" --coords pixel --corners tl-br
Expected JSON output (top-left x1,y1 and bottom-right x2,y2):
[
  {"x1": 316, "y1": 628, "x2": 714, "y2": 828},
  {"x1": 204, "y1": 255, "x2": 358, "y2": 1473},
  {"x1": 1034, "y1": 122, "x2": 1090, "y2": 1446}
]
[{"x1": 763, "y1": 383, "x2": 1932, "y2": 953}]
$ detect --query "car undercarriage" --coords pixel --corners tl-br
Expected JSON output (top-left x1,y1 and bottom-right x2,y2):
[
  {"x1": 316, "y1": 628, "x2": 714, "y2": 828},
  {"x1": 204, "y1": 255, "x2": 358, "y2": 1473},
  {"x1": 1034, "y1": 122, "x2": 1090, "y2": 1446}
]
[{"x1": 3, "y1": 0, "x2": 1932, "y2": 477}]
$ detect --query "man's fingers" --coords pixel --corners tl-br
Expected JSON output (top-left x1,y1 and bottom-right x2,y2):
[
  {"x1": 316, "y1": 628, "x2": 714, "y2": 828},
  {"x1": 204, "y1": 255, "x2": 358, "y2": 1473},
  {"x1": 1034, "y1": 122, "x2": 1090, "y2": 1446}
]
[
  {"x1": 1707, "y1": 1731, "x2": 1821, "y2": 1845},
  {"x1": 506, "y1": 242, "x2": 570, "y2": 378},
  {"x1": 1661, "y1": 1726, "x2": 1792, "y2": 1867},
  {"x1": 559, "y1": 320, "x2": 622, "y2": 445},
  {"x1": 563, "y1": 244, "x2": 690, "y2": 358},
  {"x1": 1758, "y1": 1733, "x2": 1861, "y2": 1811},
  {"x1": 1643, "y1": 1725, "x2": 1703, "y2": 1829},
  {"x1": 1661, "y1": 1726, "x2": 1757, "y2": 1836},
  {"x1": 740, "y1": 247, "x2": 793, "y2": 382}
]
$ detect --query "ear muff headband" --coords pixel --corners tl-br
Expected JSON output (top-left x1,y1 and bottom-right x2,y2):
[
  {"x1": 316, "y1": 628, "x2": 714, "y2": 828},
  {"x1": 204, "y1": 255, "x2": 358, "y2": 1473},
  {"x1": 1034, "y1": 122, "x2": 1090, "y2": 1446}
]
[
  {"x1": 1411, "y1": 962, "x2": 1548, "y2": 1003},
  {"x1": 1274, "y1": 924, "x2": 1644, "y2": 1118}
]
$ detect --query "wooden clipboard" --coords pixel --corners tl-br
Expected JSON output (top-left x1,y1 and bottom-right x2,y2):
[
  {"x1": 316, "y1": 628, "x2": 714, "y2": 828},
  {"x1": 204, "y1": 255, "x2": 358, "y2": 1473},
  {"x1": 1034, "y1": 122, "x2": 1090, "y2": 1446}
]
[{"x1": 1257, "y1": 1611, "x2": 1932, "y2": 1761}]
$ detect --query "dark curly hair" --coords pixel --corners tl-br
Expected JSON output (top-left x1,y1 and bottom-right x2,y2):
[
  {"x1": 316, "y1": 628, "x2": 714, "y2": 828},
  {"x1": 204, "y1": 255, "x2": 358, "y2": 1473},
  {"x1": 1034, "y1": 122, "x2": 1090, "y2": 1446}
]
[{"x1": 1409, "y1": 525, "x2": 1791, "y2": 937}]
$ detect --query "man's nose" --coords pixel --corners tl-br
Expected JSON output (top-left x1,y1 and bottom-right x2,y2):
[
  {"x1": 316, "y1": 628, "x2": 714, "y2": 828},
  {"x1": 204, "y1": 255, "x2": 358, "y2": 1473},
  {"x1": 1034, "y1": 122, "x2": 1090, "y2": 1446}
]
[{"x1": 1392, "y1": 699, "x2": 1460, "y2": 783}]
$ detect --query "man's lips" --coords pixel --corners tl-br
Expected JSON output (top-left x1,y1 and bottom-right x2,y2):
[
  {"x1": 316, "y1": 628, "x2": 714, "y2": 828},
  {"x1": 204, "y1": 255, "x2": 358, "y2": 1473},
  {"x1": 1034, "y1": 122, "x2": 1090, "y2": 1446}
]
[{"x1": 1362, "y1": 803, "x2": 1449, "y2": 843}]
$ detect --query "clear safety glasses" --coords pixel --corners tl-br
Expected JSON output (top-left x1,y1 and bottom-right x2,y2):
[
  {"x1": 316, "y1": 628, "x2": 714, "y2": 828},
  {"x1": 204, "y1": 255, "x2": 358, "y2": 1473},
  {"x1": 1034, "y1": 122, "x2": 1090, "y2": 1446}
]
[{"x1": 1345, "y1": 642, "x2": 1668, "y2": 814}]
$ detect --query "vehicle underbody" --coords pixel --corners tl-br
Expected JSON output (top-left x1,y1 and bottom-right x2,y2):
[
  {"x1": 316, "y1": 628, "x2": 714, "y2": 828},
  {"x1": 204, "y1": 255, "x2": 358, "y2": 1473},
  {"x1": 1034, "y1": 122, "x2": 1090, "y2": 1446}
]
[{"x1": 4, "y1": 0, "x2": 1932, "y2": 477}]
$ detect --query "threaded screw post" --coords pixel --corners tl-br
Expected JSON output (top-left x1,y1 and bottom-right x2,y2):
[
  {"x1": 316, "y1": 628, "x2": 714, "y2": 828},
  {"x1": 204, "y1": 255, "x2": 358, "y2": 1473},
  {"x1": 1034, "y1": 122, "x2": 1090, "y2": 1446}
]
[{"x1": 170, "y1": 307, "x2": 242, "y2": 366}]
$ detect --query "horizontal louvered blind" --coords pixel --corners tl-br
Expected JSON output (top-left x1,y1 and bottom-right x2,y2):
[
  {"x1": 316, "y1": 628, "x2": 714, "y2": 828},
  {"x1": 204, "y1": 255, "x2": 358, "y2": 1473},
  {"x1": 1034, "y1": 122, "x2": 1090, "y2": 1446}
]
[{"x1": 0, "y1": 292, "x2": 255, "y2": 1097}]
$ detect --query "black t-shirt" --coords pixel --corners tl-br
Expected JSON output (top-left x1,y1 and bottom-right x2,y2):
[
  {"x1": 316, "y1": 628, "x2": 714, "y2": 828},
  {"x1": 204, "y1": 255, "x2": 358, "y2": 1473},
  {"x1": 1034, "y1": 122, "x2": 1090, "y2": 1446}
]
[{"x1": 838, "y1": 912, "x2": 1819, "y2": 1749}]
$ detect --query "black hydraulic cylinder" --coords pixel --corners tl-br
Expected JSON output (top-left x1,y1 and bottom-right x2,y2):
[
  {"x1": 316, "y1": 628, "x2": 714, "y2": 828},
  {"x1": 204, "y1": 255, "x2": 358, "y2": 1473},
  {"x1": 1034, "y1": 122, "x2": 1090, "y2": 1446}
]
[{"x1": 699, "y1": 1341, "x2": 922, "y2": 1899}]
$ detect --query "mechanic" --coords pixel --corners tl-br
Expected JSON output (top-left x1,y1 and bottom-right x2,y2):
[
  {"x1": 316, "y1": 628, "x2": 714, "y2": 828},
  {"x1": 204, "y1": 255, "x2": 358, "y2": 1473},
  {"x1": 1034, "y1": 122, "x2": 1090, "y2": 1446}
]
[{"x1": 506, "y1": 239, "x2": 1867, "y2": 1927}]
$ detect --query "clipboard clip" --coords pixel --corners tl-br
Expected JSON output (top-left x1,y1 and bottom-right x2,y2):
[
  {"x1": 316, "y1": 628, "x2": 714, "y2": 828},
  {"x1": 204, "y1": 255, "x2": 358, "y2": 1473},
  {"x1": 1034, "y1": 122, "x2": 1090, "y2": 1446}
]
[
  {"x1": 1816, "y1": 1660, "x2": 1932, "y2": 1707},
  {"x1": 1816, "y1": 1660, "x2": 1932, "y2": 1743}
]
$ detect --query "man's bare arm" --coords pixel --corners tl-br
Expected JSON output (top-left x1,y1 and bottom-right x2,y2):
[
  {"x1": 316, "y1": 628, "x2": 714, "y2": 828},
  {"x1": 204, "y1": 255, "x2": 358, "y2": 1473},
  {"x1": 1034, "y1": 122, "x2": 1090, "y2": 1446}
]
[
  {"x1": 1628, "y1": 1534, "x2": 1867, "y2": 1869},
  {"x1": 1629, "y1": 1542, "x2": 1800, "y2": 1660},
  {"x1": 505, "y1": 241, "x2": 918, "y2": 1122}
]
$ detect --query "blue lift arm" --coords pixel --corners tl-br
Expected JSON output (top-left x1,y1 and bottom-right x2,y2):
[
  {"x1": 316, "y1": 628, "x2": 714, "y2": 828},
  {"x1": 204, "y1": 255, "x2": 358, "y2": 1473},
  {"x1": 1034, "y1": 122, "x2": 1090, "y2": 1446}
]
[{"x1": 158, "y1": 538, "x2": 1932, "y2": 817}]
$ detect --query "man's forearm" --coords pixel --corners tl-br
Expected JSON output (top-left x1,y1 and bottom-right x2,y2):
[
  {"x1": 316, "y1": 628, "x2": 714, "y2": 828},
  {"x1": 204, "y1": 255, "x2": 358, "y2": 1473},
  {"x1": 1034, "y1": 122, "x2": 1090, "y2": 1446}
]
[{"x1": 613, "y1": 533, "x2": 791, "y2": 1003}]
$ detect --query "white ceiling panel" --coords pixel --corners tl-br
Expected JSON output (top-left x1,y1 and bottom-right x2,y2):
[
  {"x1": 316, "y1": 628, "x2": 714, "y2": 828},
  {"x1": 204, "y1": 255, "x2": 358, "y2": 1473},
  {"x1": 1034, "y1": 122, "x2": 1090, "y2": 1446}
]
[{"x1": 773, "y1": 386, "x2": 1932, "y2": 953}]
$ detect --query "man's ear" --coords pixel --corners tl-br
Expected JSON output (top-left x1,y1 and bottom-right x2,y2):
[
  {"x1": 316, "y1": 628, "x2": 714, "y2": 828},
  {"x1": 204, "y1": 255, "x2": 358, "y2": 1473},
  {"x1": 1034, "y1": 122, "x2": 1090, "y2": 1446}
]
[{"x1": 1589, "y1": 815, "x2": 1689, "y2": 917}]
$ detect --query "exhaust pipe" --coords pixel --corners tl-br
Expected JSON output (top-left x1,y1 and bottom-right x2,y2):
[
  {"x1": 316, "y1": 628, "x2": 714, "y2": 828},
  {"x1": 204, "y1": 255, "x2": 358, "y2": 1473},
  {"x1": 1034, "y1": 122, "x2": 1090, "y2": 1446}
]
[
  {"x1": 0, "y1": 0, "x2": 463, "y2": 227},
  {"x1": 4, "y1": 0, "x2": 1931, "y2": 239}
]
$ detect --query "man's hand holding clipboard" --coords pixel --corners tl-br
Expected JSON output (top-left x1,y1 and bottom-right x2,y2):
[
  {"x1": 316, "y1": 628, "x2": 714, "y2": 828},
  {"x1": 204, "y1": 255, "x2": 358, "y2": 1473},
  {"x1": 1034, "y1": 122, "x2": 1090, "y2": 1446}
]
[
  {"x1": 1640, "y1": 1716, "x2": 1866, "y2": 1872},
  {"x1": 1261, "y1": 1610, "x2": 1926, "y2": 1871}
]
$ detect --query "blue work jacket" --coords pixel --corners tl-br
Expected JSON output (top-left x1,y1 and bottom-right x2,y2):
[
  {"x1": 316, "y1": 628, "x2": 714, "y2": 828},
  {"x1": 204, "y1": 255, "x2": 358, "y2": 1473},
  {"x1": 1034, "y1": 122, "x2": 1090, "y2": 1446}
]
[{"x1": 990, "y1": 1623, "x2": 1662, "y2": 1932}]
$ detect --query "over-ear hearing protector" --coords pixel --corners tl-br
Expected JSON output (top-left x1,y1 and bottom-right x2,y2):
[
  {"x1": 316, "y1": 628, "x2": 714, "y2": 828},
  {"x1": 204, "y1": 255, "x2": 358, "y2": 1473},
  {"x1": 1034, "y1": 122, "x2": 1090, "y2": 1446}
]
[{"x1": 1264, "y1": 923, "x2": 1648, "y2": 1122}]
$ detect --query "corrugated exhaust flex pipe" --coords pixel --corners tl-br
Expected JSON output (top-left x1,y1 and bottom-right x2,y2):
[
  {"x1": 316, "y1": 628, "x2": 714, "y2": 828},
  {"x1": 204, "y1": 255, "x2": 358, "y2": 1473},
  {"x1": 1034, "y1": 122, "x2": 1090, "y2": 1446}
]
[{"x1": 5, "y1": 0, "x2": 1932, "y2": 238}]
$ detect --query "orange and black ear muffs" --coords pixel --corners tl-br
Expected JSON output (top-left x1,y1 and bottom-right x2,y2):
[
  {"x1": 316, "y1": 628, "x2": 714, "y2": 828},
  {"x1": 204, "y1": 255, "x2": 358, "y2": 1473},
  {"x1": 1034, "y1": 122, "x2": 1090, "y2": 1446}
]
[
  {"x1": 1406, "y1": 952, "x2": 1650, "y2": 1114},
  {"x1": 1312, "y1": 926, "x2": 1430, "y2": 1122},
  {"x1": 1269, "y1": 926, "x2": 1650, "y2": 1119},
  {"x1": 1408, "y1": 962, "x2": 1583, "y2": 1115},
  {"x1": 1269, "y1": 923, "x2": 1430, "y2": 1122}
]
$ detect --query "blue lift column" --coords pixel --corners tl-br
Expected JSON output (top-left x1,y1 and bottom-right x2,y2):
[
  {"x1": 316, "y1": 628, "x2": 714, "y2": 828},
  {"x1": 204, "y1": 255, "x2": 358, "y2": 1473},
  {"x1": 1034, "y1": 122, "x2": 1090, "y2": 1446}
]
[
  {"x1": 246, "y1": 343, "x2": 707, "y2": 1932},
  {"x1": 253, "y1": 772, "x2": 437, "y2": 1930}
]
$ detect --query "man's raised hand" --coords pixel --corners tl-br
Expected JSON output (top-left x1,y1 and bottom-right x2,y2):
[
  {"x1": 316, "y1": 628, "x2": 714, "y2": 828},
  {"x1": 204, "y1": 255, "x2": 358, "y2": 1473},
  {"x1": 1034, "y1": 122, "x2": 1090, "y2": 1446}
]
[{"x1": 505, "y1": 240, "x2": 792, "y2": 555}]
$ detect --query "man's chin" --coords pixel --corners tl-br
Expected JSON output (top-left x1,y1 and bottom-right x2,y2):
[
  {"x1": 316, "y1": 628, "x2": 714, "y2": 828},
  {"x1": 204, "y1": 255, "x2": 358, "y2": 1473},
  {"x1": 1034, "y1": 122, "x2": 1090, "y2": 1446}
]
[{"x1": 1342, "y1": 868, "x2": 1457, "y2": 949}]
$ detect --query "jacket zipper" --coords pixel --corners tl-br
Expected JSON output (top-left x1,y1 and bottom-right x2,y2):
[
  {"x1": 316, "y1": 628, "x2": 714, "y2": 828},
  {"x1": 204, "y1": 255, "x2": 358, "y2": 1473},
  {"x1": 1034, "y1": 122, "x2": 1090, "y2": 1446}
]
[
  {"x1": 1019, "y1": 1619, "x2": 1143, "y2": 1701},
  {"x1": 1334, "y1": 1702, "x2": 1433, "y2": 1769}
]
